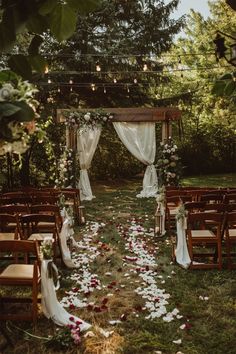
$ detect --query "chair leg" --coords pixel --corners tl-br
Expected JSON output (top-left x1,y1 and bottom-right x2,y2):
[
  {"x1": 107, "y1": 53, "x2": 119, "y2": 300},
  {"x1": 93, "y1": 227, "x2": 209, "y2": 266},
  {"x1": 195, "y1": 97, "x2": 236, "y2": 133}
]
[
  {"x1": 217, "y1": 241, "x2": 222, "y2": 270},
  {"x1": 226, "y1": 239, "x2": 232, "y2": 270}
]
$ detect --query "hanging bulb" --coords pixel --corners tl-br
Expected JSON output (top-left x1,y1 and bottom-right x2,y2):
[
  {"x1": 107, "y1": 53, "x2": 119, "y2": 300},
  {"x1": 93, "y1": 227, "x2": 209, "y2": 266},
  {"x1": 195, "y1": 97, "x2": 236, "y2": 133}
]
[
  {"x1": 69, "y1": 78, "x2": 73, "y2": 84},
  {"x1": 103, "y1": 86, "x2": 106, "y2": 93},
  {"x1": 134, "y1": 78, "x2": 138, "y2": 84},
  {"x1": 91, "y1": 83, "x2": 96, "y2": 91},
  {"x1": 143, "y1": 63, "x2": 148, "y2": 71},
  {"x1": 96, "y1": 62, "x2": 101, "y2": 72},
  {"x1": 70, "y1": 87, "x2": 73, "y2": 92},
  {"x1": 113, "y1": 78, "x2": 117, "y2": 83},
  {"x1": 44, "y1": 65, "x2": 49, "y2": 74},
  {"x1": 127, "y1": 85, "x2": 130, "y2": 93},
  {"x1": 57, "y1": 87, "x2": 61, "y2": 93},
  {"x1": 47, "y1": 78, "x2": 52, "y2": 84}
]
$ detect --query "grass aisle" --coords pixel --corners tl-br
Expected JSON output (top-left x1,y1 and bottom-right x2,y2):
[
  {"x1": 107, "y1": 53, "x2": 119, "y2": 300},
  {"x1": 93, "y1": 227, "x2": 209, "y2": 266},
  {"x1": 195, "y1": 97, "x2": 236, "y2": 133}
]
[{"x1": 2, "y1": 178, "x2": 236, "y2": 354}]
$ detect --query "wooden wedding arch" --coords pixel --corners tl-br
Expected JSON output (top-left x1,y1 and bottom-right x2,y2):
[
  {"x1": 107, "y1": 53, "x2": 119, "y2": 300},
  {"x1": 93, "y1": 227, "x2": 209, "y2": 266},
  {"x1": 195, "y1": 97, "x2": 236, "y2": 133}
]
[{"x1": 57, "y1": 107, "x2": 181, "y2": 149}]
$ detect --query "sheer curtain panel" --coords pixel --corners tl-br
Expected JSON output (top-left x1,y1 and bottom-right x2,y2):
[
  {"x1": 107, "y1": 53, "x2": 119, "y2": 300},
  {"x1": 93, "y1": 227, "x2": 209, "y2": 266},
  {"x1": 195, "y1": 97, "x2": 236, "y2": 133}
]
[
  {"x1": 77, "y1": 127, "x2": 101, "y2": 201},
  {"x1": 113, "y1": 122, "x2": 158, "y2": 197}
]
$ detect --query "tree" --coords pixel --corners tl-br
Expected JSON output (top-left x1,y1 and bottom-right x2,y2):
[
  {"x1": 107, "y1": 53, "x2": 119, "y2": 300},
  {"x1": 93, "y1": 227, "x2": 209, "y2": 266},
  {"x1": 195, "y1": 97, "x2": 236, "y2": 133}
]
[
  {"x1": 161, "y1": 0, "x2": 236, "y2": 174},
  {"x1": 36, "y1": 0, "x2": 185, "y2": 107}
]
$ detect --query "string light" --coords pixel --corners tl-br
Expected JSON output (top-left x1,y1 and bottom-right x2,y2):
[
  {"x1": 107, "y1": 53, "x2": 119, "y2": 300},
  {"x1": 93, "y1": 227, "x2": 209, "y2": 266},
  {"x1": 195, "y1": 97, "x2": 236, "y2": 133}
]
[
  {"x1": 134, "y1": 78, "x2": 138, "y2": 84},
  {"x1": 127, "y1": 85, "x2": 130, "y2": 93},
  {"x1": 96, "y1": 62, "x2": 101, "y2": 72},
  {"x1": 143, "y1": 63, "x2": 148, "y2": 71},
  {"x1": 57, "y1": 87, "x2": 61, "y2": 92},
  {"x1": 70, "y1": 87, "x2": 73, "y2": 92},
  {"x1": 44, "y1": 66, "x2": 49, "y2": 74},
  {"x1": 91, "y1": 83, "x2": 96, "y2": 91},
  {"x1": 47, "y1": 78, "x2": 52, "y2": 84},
  {"x1": 103, "y1": 86, "x2": 106, "y2": 93},
  {"x1": 69, "y1": 78, "x2": 73, "y2": 84},
  {"x1": 113, "y1": 78, "x2": 117, "y2": 83}
]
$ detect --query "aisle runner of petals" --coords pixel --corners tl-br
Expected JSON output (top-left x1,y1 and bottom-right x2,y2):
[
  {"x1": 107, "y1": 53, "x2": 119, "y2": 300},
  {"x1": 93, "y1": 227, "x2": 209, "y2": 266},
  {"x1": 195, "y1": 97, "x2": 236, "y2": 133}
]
[
  {"x1": 60, "y1": 218, "x2": 185, "y2": 344},
  {"x1": 60, "y1": 222, "x2": 104, "y2": 309},
  {"x1": 116, "y1": 219, "x2": 182, "y2": 322}
]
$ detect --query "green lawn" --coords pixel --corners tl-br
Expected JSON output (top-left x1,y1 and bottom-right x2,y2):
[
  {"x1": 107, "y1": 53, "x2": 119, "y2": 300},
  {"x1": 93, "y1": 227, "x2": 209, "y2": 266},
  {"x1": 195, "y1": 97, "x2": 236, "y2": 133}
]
[
  {"x1": 1, "y1": 174, "x2": 236, "y2": 354},
  {"x1": 182, "y1": 173, "x2": 236, "y2": 188}
]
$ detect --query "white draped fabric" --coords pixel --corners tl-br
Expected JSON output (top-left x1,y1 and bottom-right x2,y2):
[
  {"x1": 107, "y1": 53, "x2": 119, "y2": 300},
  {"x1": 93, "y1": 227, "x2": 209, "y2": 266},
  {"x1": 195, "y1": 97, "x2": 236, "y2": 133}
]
[
  {"x1": 77, "y1": 127, "x2": 101, "y2": 201},
  {"x1": 41, "y1": 260, "x2": 91, "y2": 330},
  {"x1": 113, "y1": 122, "x2": 158, "y2": 197},
  {"x1": 59, "y1": 218, "x2": 79, "y2": 268},
  {"x1": 175, "y1": 217, "x2": 191, "y2": 269}
]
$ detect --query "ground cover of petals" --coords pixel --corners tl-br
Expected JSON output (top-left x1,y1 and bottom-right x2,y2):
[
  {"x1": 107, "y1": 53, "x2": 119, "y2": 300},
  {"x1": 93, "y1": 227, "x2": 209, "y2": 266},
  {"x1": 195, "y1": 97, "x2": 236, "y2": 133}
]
[{"x1": 3, "y1": 180, "x2": 236, "y2": 354}]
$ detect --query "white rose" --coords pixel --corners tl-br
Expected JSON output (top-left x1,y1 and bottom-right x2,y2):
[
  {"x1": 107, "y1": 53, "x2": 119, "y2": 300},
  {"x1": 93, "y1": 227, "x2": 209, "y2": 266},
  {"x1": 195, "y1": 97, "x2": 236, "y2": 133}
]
[
  {"x1": 84, "y1": 114, "x2": 90, "y2": 121},
  {"x1": 0, "y1": 83, "x2": 14, "y2": 101}
]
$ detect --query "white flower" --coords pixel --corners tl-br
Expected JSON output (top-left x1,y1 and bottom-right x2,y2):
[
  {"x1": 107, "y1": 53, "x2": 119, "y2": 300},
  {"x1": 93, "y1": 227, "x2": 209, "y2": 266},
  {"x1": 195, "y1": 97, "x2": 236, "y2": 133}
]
[
  {"x1": 84, "y1": 114, "x2": 90, "y2": 121},
  {"x1": 103, "y1": 117, "x2": 107, "y2": 121},
  {"x1": 0, "y1": 83, "x2": 14, "y2": 101}
]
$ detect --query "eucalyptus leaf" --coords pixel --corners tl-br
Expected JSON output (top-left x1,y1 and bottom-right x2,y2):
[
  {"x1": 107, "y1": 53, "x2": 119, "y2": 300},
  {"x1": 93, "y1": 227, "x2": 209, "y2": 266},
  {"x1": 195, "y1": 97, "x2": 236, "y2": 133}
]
[
  {"x1": 38, "y1": 0, "x2": 58, "y2": 16},
  {"x1": 211, "y1": 80, "x2": 226, "y2": 96},
  {"x1": 0, "y1": 103, "x2": 21, "y2": 117},
  {"x1": 50, "y1": 3, "x2": 77, "y2": 42},
  {"x1": 224, "y1": 80, "x2": 236, "y2": 96},
  {"x1": 11, "y1": 101, "x2": 35, "y2": 122},
  {"x1": 8, "y1": 55, "x2": 32, "y2": 80}
]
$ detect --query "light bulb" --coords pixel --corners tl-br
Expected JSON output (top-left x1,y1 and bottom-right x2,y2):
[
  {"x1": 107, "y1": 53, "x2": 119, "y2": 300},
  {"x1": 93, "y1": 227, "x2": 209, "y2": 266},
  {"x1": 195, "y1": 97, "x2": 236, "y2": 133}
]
[
  {"x1": 70, "y1": 87, "x2": 73, "y2": 92},
  {"x1": 48, "y1": 78, "x2": 52, "y2": 84},
  {"x1": 44, "y1": 66, "x2": 49, "y2": 74},
  {"x1": 113, "y1": 78, "x2": 117, "y2": 83},
  {"x1": 69, "y1": 79, "x2": 73, "y2": 84},
  {"x1": 104, "y1": 87, "x2": 106, "y2": 93},
  {"x1": 134, "y1": 78, "x2": 137, "y2": 84},
  {"x1": 91, "y1": 84, "x2": 96, "y2": 91},
  {"x1": 143, "y1": 63, "x2": 148, "y2": 71},
  {"x1": 57, "y1": 87, "x2": 61, "y2": 92},
  {"x1": 96, "y1": 63, "x2": 101, "y2": 72}
]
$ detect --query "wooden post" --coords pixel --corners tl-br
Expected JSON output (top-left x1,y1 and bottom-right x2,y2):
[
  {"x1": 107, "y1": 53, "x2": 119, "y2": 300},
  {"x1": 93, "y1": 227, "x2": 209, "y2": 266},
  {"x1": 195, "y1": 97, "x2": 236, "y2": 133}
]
[{"x1": 161, "y1": 118, "x2": 172, "y2": 142}]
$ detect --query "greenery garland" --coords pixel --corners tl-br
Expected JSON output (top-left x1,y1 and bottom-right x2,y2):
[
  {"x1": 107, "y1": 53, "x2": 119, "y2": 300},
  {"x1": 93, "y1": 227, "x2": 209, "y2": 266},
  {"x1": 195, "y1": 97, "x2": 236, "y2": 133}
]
[{"x1": 63, "y1": 109, "x2": 113, "y2": 131}]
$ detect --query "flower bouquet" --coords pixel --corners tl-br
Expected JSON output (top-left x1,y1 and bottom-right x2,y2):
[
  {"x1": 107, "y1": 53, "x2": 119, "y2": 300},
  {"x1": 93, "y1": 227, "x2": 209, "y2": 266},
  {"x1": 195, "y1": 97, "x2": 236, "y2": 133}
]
[
  {"x1": 0, "y1": 70, "x2": 39, "y2": 155},
  {"x1": 156, "y1": 138, "x2": 182, "y2": 187}
]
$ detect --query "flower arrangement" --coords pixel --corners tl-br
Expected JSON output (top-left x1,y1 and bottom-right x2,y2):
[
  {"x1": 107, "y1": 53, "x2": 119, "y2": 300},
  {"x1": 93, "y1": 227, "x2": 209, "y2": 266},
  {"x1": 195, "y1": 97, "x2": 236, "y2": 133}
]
[
  {"x1": 46, "y1": 317, "x2": 82, "y2": 349},
  {"x1": 64, "y1": 109, "x2": 113, "y2": 131},
  {"x1": 175, "y1": 202, "x2": 188, "y2": 222},
  {"x1": 0, "y1": 70, "x2": 39, "y2": 155},
  {"x1": 55, "y1": 147, "x2": 76, "y2": 188},
  {"x1": 156, "y1": 138, "x2": 182, "y2": 187},
  {"x1": 40, "y1": 237, "x2": 54, "y2": 260}
]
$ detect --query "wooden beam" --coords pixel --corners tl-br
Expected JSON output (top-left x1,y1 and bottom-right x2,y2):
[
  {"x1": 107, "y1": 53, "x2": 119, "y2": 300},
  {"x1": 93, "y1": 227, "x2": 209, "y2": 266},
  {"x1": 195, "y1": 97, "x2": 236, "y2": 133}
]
[{"x1": 57, "y1": 107, "x2": 181, "y2": 123}]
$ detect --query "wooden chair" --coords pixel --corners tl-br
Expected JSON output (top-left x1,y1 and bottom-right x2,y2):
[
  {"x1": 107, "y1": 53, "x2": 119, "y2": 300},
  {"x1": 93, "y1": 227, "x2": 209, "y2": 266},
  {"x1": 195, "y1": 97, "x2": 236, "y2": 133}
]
[
  {"x1": 224, "y1": 193, "x2": 236, "y2": 204},
  {"x1": 200, "y1": 193, "x2": 224, "y2": 204},
  {"x1": 184, "y1": 201, "x2": 206, "y2": 213},
  {"x1": 0, "y1": 204, "x2": 30, "y2": 216},
  {"x1": 30, "y1": 204, "x2": 63, "y2": 230},
  {"x1": 61, "y1": 190, "x2": 85, "y2": 225},
  {"x1": 224, "y1": 212, "x2": 236, "y2": 269},
  {"x1": 20, "y1": 213, "x2": 59, "y2": 261},
  {"x1": 31, "y1": 195, "x2": 58, "y2": 205},
  {"x1": 165, "y1": 195, "x2": 192, "y2": 232},
  {"x1": 0, "y1": 214, "x2": 22, "y2": 240},
  {"x1": 186, "y1": 212, "x2": 224, "y2": 270},
  {"x1": 0, "y1": 240, "x2": 41, "y2": 324}
]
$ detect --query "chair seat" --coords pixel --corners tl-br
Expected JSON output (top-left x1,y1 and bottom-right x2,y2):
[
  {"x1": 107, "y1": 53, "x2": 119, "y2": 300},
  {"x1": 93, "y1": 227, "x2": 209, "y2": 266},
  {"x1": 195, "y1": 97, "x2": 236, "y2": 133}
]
[
  {"x1": 28, "y1": 233, "x2": 53, "y2": 241},
  {"x1": 0, "y1": 264, "x2": 34, "y2": 280},
  {"x1": 0, "y1": 233, "x2": 16, "y2": 240},
  {"x1": 191, "y1": 230, "x2": 215, "y2": 238},
  {"x1": 229, "y1": 229, "x2": 236, "y2": 237},
  {"x1": 169, "y1": 208, "x2": 178, "y2": 215}
]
